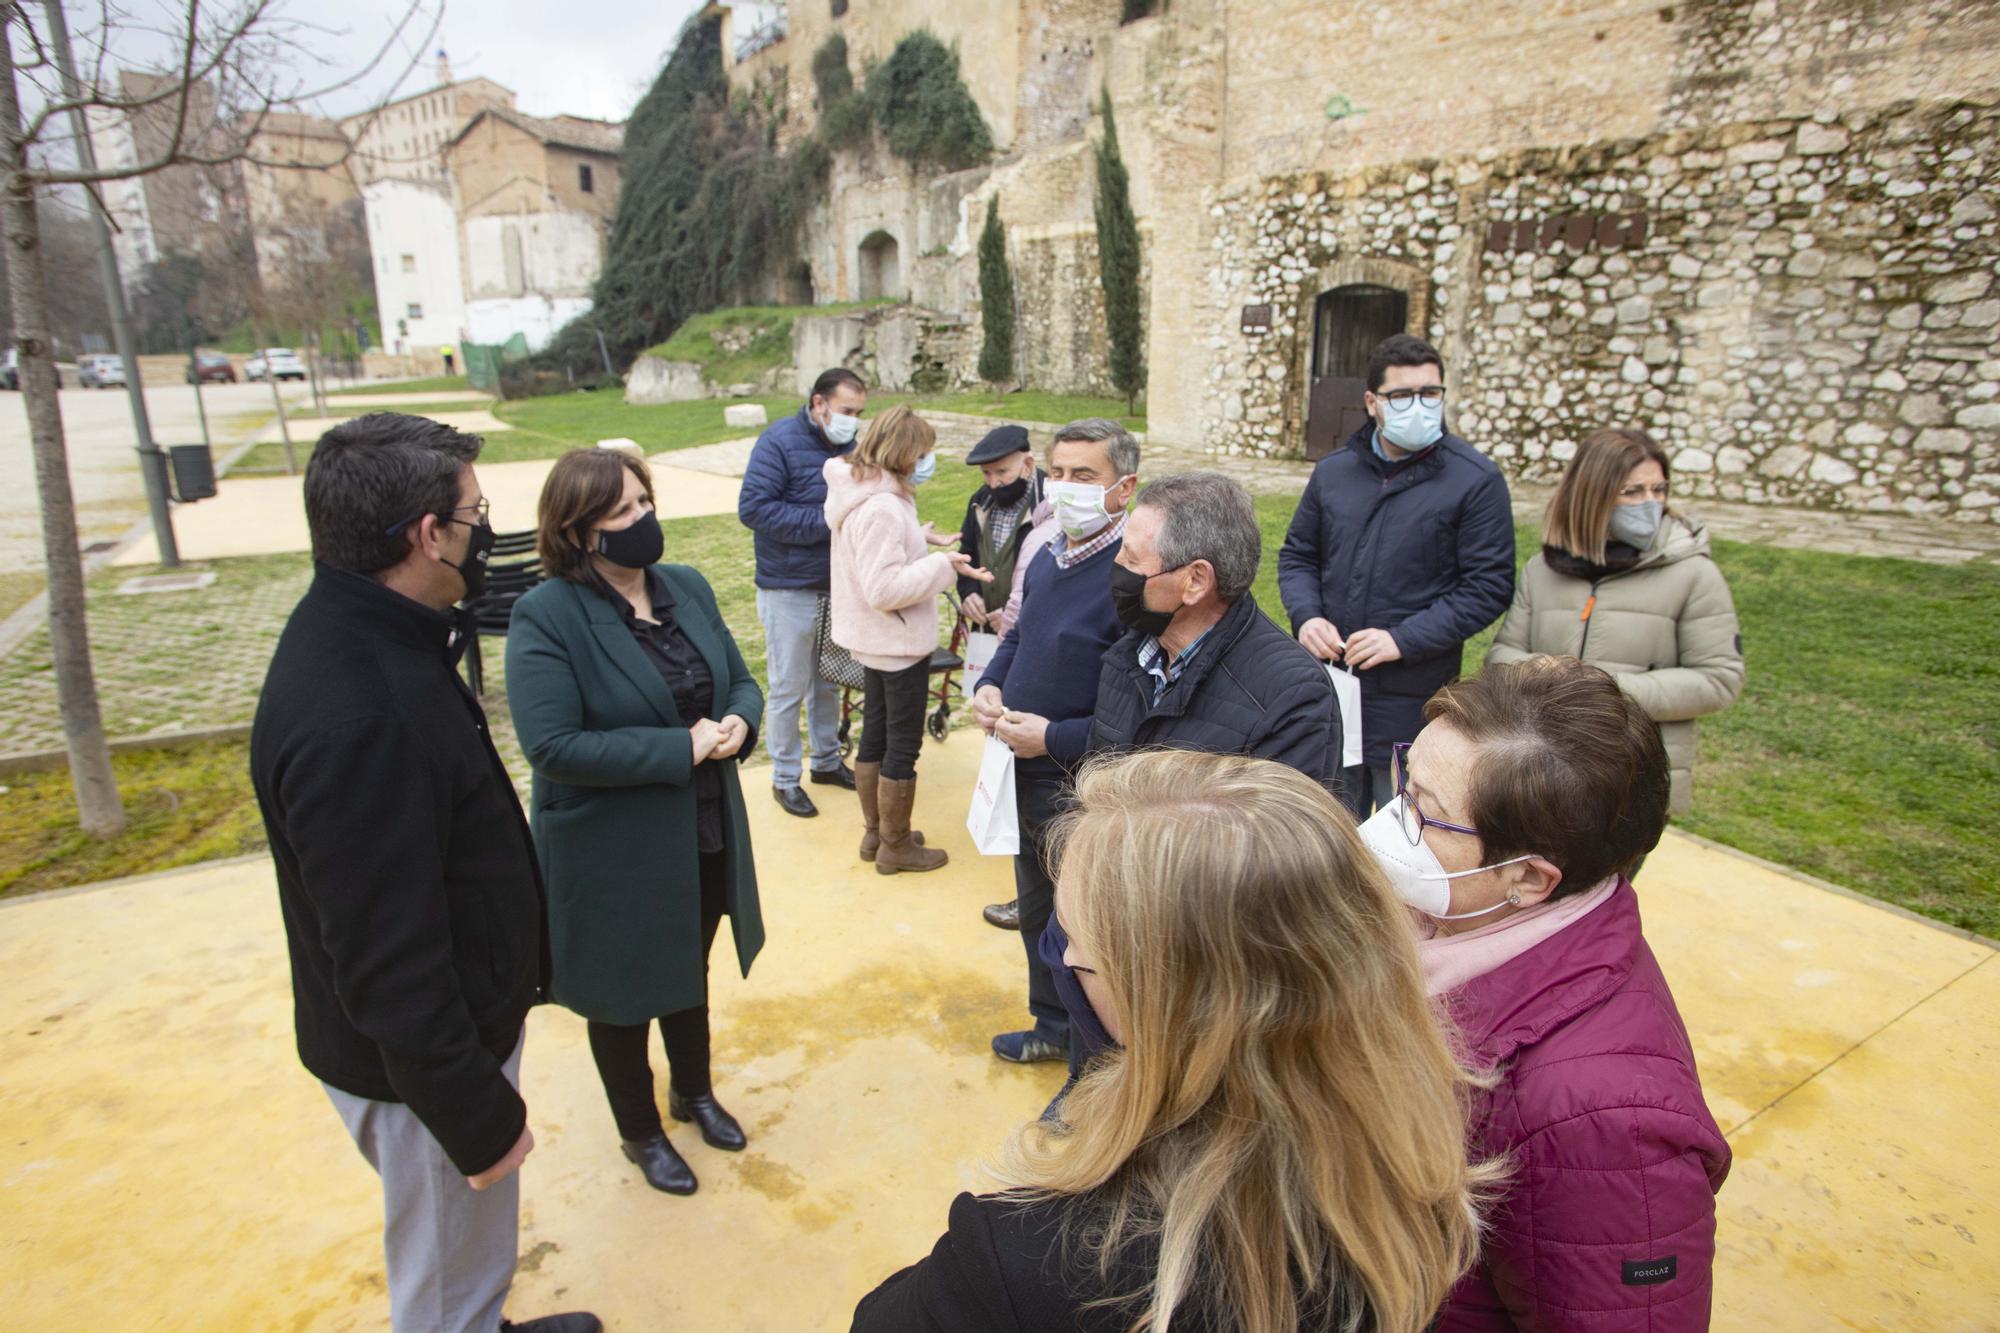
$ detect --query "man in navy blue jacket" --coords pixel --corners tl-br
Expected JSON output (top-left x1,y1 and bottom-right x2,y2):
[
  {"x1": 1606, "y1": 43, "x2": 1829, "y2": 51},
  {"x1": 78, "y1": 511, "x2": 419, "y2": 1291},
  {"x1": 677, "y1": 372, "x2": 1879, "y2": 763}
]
[
  {"x1": 970, "y1": 419, "x2": 1140, "y2": 1066},
  {"x1": 1277, "y1": 333, "x2": 1516, "y2": 818},
  {"x1": 737, "y1": 367, "x2": 866, "y2": 817}
]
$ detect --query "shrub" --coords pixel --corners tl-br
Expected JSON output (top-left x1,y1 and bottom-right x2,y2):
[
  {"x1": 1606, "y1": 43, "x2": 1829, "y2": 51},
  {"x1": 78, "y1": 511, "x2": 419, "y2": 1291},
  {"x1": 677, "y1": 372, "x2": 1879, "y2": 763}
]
[
  {"x1": 866, "y1": 31, "x2": 992, "y2": 172},
  {"x1": 977, "y1": 195, "x2": 1015, "y2": 386},
  {"x1": 1094, "y1": 89, "x2": 1145, "y2": 411}
]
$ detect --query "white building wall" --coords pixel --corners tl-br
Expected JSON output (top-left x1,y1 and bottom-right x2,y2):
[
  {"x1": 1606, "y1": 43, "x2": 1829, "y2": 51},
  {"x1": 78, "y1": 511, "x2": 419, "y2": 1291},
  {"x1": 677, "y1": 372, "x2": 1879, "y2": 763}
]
[
  {"x1": 460, "y1": 210, "x2": 606, "y2": 350},
  {"x1": 363, "y1": 178, "x2": 466, "y2": 352},
  {"x1": 464, "y1": 295, "x2": 596, "y2": 350},
  {"x1": 83, "y1": 107, "x2": 153, "y2": 286}
]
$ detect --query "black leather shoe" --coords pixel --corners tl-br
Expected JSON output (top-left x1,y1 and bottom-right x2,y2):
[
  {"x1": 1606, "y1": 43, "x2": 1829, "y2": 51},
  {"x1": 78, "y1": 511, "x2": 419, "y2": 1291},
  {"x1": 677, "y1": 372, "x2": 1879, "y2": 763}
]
[
  {"x1": 621, "y1": 1134, "x2": 697, "y2": 1194},
  {"x1": 992, "y1": 1029, "x2": 1070, "y2": 1064},
  {"x1": 502, "y1": 1316, "x2": 603, "y2": 1333},
  {"x1": 810, "y1": 761, "x2": 857, "y2": 790},
  {"x1": 669, "y1": 1089, "x2": 748, "y2": 1152},
  {"x1": 772, "y1": 784, "x2": 818, "y2": 817},
  {"x1": 982, "y1": 899, "x2": 1022, "y2": 930}
]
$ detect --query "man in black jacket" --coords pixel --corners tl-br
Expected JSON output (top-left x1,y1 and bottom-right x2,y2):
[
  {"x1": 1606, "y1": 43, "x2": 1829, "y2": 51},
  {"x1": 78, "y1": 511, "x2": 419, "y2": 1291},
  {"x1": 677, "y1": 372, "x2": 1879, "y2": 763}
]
[
  {"x1": 250, "y1": 413, "x2": 596, "y2": 1333},
  {"x1": 1277, "y1": 334, "x2": 1516, "y2": 818},
  {"x1": 1040, "y1": 472, "x2": 1338, "y2": 1080},
  {"x1": 1086, "y1": 471, "x2": 1338, "y2": 781}
]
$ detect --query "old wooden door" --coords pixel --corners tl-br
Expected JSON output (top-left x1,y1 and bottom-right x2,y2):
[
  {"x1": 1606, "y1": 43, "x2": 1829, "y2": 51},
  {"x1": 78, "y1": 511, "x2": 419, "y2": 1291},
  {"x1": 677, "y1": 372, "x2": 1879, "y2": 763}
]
[{"x1": 1305, "y1": 284, "x2": 1409, "y2": 461}]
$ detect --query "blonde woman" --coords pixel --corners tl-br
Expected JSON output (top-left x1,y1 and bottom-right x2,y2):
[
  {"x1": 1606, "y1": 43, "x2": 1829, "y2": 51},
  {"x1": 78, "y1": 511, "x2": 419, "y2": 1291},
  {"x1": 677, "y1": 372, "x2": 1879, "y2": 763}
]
[
  {"x1": 852, "y1": 751, "x2": 1492, "y2": 1333},
  {"x1": 824, "y1": 404, "x2": 990, "y2": 873},
  {"x1": 1486, "y1": 427, "x2": 1743, "y2": 815}
]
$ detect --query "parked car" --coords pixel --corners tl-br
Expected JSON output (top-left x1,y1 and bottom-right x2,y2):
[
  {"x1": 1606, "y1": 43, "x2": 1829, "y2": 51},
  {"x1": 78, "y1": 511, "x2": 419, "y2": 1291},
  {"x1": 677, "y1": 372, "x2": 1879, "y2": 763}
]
[
  {"x1": 244, "y1": 347, "x2": 307, "y2": 382},
  {"x1": 79, "y1": 354, "x2": 128, "y2": 389},
  {"x1": 187, "y1": 351, "x2": 237, "y2": 384}
]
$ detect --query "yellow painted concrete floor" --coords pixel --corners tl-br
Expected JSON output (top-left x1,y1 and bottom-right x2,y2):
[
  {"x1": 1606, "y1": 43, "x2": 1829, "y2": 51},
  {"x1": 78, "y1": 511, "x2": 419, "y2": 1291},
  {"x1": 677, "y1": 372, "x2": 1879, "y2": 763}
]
[
  {"x1": 1, "y1": 736, "x2": 1994, "y2": 1331},
  {"x1": 114, "y1": 455, "x2": 742, "y2": 566}
]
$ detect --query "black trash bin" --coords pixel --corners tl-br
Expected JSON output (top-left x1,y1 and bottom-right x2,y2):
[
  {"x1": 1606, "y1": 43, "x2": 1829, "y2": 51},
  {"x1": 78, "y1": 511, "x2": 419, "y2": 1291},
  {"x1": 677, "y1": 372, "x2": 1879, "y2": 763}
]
[{"x1": 167, "y1": 444, "x2": 216, "y2": 502}]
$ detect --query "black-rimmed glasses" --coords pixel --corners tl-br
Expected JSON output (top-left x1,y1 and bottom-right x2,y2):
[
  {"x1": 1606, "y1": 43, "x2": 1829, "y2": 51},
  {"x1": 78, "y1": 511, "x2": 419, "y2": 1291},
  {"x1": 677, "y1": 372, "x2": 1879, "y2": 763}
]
[
  {"x1": 1378, "y1": 386, "x2": 1447, "y2": 409},
  {"x1": 385, "y1": 497, "x2": 491, "y2": 536},
  {"x1": 1389, "y1": 741, "x2": 1479, "y2": 846}
]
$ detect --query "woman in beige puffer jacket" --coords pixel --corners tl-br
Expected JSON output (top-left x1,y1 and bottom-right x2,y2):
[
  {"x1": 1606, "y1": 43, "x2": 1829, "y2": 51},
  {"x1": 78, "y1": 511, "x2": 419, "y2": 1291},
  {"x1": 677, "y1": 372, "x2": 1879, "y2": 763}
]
[{"x1": 1486, "y1": 428, "x2": 1743, "y2": 815}]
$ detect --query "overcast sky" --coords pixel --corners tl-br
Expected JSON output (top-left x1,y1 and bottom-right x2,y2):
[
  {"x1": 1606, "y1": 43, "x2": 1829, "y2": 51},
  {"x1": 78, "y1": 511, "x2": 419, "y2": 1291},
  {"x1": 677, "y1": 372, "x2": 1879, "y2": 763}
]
[{"x1": 60, "y1": 0, "x2": 725, "y2": 124}]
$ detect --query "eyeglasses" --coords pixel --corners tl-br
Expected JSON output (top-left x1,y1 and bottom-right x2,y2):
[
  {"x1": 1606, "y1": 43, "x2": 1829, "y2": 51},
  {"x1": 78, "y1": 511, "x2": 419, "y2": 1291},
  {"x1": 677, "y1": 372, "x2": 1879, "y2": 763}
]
[
  {"x1": 1378, "y1": 386, "x2": 1447, "y2": 409},
  {"x1": 1389, "y1": 742, "x2": 1479, "y2": 846},
  {"x1": 385, "y1": 497, "x2": 490, "y2": 536}
]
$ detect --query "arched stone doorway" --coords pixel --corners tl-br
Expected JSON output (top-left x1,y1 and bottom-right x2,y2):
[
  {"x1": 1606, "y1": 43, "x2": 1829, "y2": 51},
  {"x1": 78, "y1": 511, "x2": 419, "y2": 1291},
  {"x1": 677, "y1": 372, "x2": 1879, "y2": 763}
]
[
  {"x1": 1298, "y1": 258, "x2": 1428, "y2": 461},
  {"x1": 780, "y1": 261, "x2": 815, "y2": 307},
  {"x1": 858, "y1": 230, "x2": 901, "y2": 301}
]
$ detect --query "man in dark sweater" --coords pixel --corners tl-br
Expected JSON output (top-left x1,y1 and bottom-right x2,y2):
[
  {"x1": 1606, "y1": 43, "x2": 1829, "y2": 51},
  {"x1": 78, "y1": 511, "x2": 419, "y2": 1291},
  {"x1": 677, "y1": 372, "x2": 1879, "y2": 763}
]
[
  {"x1": 970, "y1": 418, "x2": 1140, "y2": 1066},
  {"x1": 250, "y1": 413, "x2": 596, "y2": 1333}
]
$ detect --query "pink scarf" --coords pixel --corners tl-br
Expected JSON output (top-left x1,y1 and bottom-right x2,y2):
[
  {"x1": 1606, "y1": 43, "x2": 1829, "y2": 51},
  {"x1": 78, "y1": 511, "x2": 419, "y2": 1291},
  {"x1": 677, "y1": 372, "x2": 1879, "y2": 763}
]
[{"x1": 1417, "y1": 877, "x2": 1620, "y2": 997}]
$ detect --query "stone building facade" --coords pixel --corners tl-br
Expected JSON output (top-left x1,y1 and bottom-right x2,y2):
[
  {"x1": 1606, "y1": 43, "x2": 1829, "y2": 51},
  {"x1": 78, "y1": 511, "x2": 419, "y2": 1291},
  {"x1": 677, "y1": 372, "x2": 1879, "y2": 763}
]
[
  {"x1": 719, "y1": 0, "x2": 2000, "y2": 521},
  {"x1": 446, "y1": 109, "x2": 626, "y2": 350}
]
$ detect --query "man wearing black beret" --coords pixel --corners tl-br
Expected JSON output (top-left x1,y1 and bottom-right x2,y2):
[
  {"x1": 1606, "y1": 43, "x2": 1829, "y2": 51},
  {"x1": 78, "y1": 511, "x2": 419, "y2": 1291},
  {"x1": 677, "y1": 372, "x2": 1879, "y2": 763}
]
[{"x1": 956, "y1": 424, "x2": 1045, "y2": 635}]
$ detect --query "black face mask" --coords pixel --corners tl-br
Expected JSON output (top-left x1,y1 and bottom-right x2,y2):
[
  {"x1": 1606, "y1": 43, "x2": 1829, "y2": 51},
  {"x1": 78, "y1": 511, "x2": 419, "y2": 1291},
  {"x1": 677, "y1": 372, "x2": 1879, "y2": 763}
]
[
  {"x1": 596, "y1": 510, "x2": 664, "y2": 569},
  {"x1": 1108, "y1": 561, "x2": 1179, "y2": 639},
  {"x1": 989, "y1": 472, "x2": 1032, "y2": 507},
  {"x1": 444, "y1": 520, "x2": 496, "y2": 602}
]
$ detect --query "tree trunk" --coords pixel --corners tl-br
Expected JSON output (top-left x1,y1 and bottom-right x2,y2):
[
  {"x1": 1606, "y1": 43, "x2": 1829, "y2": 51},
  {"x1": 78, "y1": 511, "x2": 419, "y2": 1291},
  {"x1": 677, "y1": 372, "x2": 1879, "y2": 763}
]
[{"x1": 0, "y1": 17, "x2": 125, "y2": 837}]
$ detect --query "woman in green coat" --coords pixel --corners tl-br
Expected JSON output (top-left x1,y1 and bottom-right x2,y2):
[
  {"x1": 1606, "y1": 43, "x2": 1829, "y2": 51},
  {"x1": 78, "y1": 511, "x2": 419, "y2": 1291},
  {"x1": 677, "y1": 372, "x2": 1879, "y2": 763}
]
[
  {"x1": 1487, "y1": 426, "x2": 1744, "y2": 816},
  {"x1": 506, "y1": 449, "x2": 765, "y2": 1197}
]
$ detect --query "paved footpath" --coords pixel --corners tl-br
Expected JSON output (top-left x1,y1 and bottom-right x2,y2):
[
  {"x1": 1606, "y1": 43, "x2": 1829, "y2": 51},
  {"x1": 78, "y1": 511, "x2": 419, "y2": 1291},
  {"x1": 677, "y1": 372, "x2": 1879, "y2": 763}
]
[{"x1": 0, "y1": 737, "x2": 1991, "y2": 1330}]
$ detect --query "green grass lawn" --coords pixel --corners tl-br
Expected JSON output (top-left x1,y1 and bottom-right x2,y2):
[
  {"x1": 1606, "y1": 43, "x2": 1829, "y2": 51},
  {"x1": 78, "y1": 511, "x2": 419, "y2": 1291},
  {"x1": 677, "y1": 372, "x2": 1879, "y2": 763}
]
[
  {"x1": 0, "y1": 739, "x2": 266, "y2": 899},
  {"x1": 328, "y1": 374, "x2": 477, "y2": 397},
  {"x1": 641, "y1": 302, "x2": 897, "y2": 387},
  {"x1": 229, "y1": 403, "x2": 502, "y2": 473},
  {"x1": 491, "y1": 392, "x2": 803, "y2": 460}
]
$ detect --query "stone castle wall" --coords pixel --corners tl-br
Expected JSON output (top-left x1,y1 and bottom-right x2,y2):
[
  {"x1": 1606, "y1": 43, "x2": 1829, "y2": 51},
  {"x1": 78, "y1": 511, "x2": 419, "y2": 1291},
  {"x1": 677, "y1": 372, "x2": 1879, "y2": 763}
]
[{"x1": 1194, "y1": 100, "x2": 2000, "y2": 520}]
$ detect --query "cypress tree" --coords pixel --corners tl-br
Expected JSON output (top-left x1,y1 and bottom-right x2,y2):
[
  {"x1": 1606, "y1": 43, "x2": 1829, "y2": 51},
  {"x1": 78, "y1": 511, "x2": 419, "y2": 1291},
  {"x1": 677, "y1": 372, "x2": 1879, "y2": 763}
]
[
  {"x1": 1093, "y1": 89, "x2": 1144, "y2": 412},
  {"x1": 977, "y1": 194, "x2": 1015, "y2": 388}
]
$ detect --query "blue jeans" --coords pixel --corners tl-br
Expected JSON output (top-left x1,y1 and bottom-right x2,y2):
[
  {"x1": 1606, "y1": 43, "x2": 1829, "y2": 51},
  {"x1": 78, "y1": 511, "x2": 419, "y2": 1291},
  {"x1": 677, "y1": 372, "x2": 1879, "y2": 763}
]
[{"x1": 756, "y1": 587, "x2": 841, "y2": 788}]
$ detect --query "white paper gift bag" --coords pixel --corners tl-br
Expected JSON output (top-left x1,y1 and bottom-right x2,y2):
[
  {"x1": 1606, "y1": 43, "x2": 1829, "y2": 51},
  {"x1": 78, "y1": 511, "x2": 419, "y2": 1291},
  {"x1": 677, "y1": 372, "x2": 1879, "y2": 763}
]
[
  {"x1": 960, "y1": 631, "x2": 1001, "y2": 699},
  {"x1": 1326, "y1": 664, "x2": 1364, "y2": 769},
  {"x1": 965, "y1": 733, "x2": 1020, "y2": 856}
]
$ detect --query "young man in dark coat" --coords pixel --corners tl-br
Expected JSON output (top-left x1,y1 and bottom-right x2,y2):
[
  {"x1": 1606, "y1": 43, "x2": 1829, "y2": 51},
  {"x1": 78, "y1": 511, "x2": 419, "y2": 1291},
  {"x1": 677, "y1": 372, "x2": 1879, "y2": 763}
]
[
  {"x1": 250, "y1": 412, "x2": 596, "y2": 1333},
  {"x1": 736, "y1": 367, "x2": 866, "y2": 818},
  {"x1": 1277, "y1": 333, "x2": 1516, "y2": 818}
]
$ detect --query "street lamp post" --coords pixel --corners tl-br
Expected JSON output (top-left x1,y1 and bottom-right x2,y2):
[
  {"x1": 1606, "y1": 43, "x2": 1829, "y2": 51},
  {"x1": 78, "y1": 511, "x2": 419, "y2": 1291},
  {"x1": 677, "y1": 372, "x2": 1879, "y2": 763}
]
[{"x1": 42, "y1": 0, "x2": 178, "y2": 566}]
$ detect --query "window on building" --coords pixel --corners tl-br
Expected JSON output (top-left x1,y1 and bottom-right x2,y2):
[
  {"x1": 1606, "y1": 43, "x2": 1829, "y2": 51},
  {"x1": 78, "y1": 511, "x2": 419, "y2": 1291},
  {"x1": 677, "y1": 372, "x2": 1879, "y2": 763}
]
[
  {"x1": 400, "y1": 253, "x2": 415, "y2": 273},
  {"x1": 407, "y1": 303, "x2": 424, "y2": 320},
  {"x1": 578, "y1": 163, "x2": 594, "y2": 194}
]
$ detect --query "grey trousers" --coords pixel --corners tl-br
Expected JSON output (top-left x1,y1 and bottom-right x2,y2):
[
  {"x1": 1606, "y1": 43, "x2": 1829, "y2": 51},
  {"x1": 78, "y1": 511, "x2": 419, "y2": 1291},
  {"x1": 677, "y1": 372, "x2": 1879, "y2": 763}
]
[{"x1": 324, "y1": 1032, "x2": 524, "y2": 1333}]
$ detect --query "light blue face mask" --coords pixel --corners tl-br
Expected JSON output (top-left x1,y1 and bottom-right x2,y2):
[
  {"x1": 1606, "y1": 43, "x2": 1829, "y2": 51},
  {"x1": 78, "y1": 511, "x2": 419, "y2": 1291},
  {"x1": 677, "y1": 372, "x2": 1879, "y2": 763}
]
[
  {"x1": 911, "y1": 451, "x2": 937, "y2": 486},
  {"x1": 1378, "y1": 396, "x2": 1445, "y2": 452},
  {"x1": 1609, "y1": 501, "x2": 1664, "y2": 550}
]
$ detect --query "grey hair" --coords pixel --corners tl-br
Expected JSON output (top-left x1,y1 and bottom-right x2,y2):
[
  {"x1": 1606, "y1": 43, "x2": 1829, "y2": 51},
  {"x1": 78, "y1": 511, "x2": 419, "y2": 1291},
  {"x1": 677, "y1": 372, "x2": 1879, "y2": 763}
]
[
  {"x1": 1050, "y1": 417, "x2": 1141, "y2": 479},
  {"x1": 1134, "y1": 471, "x2": 1261, "y2": 602}
]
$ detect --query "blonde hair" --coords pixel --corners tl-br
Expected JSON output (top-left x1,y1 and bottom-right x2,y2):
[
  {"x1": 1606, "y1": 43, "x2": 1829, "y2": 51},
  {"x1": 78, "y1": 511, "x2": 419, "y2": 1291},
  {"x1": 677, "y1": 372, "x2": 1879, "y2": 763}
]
[
  {"x1": 848, "y1": 403, "x2": 934, "y2": 483},
  {"x1": 1542, "y1": 426, "x2": 1673, "y2": 564},
  {"x1": 1001, "y1": 751, "x2": 1496, "y2": 1333}
]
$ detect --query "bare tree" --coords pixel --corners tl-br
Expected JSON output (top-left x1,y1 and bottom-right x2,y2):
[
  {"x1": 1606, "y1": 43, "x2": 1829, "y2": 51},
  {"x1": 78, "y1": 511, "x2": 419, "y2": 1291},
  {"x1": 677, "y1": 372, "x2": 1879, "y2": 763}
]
[{"x1": 0, "y1": 0, "x2": 437, "y2": 836}]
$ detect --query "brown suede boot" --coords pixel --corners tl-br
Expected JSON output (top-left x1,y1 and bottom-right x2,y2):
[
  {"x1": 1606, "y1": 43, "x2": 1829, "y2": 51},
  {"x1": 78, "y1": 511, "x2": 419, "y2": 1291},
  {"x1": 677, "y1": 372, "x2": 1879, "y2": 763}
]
[
  {"x1": 856, "y1": 762, "x2": 922, "y2": 862},
  {"x1": 876, "y1": 776, "x2": 949, "y2": 874},
  {"x1": 856, "y1": 761, "x2": 883, "y2": 861}
]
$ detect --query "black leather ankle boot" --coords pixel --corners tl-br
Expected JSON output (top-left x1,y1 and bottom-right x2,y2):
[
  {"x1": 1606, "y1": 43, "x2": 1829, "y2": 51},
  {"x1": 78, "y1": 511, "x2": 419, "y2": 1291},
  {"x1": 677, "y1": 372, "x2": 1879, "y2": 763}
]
[
  {"x1": 620, "y1": 1133, "x2": 697, "y2": 1195},
  {"x1": 667, "y1": 1090, "x2": 747, "y2": 1152}
]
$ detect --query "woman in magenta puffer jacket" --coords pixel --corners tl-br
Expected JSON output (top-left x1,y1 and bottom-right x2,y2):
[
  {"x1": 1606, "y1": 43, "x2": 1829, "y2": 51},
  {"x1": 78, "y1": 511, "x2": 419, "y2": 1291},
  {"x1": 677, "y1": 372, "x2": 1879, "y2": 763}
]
[{"x1": 1355, "y1": 657, "x2": 1730, "y2": 1331}]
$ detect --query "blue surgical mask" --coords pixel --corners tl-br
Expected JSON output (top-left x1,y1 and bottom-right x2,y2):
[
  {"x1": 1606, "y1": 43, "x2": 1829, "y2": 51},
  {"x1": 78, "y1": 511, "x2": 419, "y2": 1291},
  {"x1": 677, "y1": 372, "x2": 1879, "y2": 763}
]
[
  {"x1": 1378, "y1": 396, "x2": 1444, "y2": 452},
  {"x1": 822, "y1": 410, "x2": 860, "y2": 446},
  {"x1": 911, "y1": 452, "x2": 937, "y2": 486}
]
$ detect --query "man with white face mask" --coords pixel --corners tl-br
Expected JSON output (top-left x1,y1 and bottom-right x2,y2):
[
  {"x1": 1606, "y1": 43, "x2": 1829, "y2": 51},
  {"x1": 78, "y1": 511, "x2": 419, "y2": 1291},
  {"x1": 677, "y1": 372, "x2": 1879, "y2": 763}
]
[
  {"x1": 738, "y1": 367, "x2": 869, "y2": 818},
  {"x1": 969, "y1": 418, "x2": 1139, "y2": 1064},
  {"x1": 1278, "y1": 333, "x2": 1516, "y2": 822}
]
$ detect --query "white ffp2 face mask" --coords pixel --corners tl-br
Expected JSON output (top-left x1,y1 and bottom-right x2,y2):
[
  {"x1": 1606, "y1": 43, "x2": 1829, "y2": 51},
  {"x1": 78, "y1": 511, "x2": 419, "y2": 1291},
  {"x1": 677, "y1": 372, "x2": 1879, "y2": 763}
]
[
  {"x1": 1356, "y1": 798, "x2": 1537, "y2": 920},
  {"x1": 1046, "y1": 477, "x2": 1129, "y2": 540}
]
